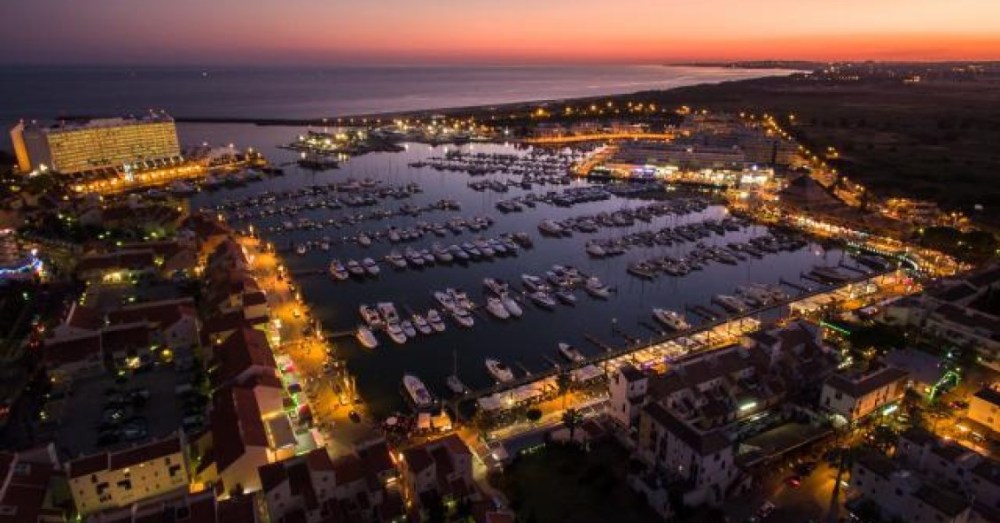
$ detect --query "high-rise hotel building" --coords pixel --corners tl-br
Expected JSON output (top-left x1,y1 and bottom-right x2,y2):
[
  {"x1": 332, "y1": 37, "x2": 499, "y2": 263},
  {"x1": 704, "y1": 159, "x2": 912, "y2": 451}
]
[{"x1": 10, "y1": 112, "x2": 181, "y2": 174}]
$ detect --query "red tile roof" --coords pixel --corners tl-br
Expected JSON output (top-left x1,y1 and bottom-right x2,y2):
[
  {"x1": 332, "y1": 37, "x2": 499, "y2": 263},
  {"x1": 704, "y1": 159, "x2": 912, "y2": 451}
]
[
  {"x1": 101, "y1": 322, "x2": 152, "y2": 353},
  {"x1": 43, "y1": 332, "x2": 102, "y2": 368},
  {"x1": 108, "y1": 435, "x2": 182, "y2": 470},
  {"x1": 66, "y1": 303, "x2": 103, "y2": 331},
  {"x1": 76, "y1": 249, "x2": 157, "y2": 275},
  {"x1": 211, "y1": 384, "x2": 268, "y2": 472},
  {"x1": 107, "y1": 298, "x2": 195, "y2": 329},
  {"x1": 212, "y1": 328, "x2": 276, "y2": 385}
]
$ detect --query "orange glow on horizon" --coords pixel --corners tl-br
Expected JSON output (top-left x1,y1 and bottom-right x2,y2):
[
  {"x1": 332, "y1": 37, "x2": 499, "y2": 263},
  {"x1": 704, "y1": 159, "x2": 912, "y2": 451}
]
[{"x1": 1, "y1": 1, "x2": 998, "y2": 64}]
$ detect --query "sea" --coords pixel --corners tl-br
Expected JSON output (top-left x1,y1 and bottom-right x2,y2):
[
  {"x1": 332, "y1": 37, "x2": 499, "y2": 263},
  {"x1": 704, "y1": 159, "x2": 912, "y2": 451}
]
[
  {"x1": 0, "y1": 64, "x2": 793, "y2": 125},
  {"x1": 2, "y1": 65, "x2": 852, "y2": 417}
]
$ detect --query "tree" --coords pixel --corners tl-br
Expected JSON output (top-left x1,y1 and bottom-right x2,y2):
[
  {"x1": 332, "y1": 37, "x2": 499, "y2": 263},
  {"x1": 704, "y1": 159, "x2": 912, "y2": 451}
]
[
  {"x1": 556, "y1": 371, "x2": 572, "y2": 410},
  {"x1": 525, "y1": 408, "x2": 542, "y2": 423},
  {"x1": 562, "y1": 408, "x2": 583, "y2": 443}
]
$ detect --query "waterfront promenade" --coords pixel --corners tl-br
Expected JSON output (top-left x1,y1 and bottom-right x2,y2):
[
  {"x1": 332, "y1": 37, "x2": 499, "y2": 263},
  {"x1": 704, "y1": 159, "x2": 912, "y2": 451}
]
[{"x1": 237, "y1": 234, "x2": 381, "y2": 457}]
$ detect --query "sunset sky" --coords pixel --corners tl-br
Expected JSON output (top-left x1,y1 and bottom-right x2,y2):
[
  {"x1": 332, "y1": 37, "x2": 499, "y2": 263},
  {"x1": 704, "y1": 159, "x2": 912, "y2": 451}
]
[{"x1": 1, "y1": 0, "x2": 999, "y2": 64}]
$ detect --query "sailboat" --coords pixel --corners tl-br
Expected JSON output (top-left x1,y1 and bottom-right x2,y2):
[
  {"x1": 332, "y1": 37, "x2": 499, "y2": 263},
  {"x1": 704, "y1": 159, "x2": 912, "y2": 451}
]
[{"x1": 445, "y1": 350, "x2": 471, "y2": 395}]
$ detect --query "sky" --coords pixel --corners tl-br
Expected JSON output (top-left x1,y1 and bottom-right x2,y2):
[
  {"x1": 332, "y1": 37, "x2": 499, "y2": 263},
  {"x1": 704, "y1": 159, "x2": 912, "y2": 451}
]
[{"x1": 1, "y1": 0, "x2": 998, "y2": 65}]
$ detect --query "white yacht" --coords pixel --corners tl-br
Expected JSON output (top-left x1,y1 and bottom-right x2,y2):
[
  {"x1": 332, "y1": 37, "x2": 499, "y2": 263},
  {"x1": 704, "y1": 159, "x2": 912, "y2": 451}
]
[
  {"x1": 329, "y1": 259, "x2": 349, "y2": 281},
  {"x1": 585, "y1": 277, "x2": 611, "y2": 299},
  {"x1": 538, "y1": 219, "x2": 564, "y2": 236},
  {"x1": 485, "y1": 359, "x2": 515, "y2": 383},
  {"x1": 377, "y1": 302, "x2": 400, "y2": 324},
  {"x1": 362, "y1": 257, "x2": 380, "y2": 276},
  {"x1": 486, "y1": 297, "x2": 511, "y2": 319},
  {"x1": 403, "y1": 374, "x2": 434, "y2": 409},
  {"x1": 385, "y1": 251, "x2": 407, "y2": 269},
  {"x1": 712, "y1": 294, "x2": 747, "y2": 313},
  {"x1": 433, "y1": 291, "x2": 457, "y2": 311},
  {"x1": 355, "y1": 326, "x2": 378, "y2": 349},
  {"x1": 385, "y1": 322, "x2": 407, "y2": 344},
  {"x1": 358, "y1": 304, "x2": 383, "y2": 329},
  {"x1": 450, "y1": 307, "x2": 475, "y2": 328},
  {"x1": 426, "y1": 309, "x2": 447, "y2": 332},
  {"x1": 346, "y1": 259, "x2": 365, "y2": 277},
  {"x1": 412, "y1": 313, "x2": 432, "y2": 335},
  {"x1": 558, "y1": 342, "x2": 586, "y2": 363},
  {"x1": 400, "y1": 320, "x2": 417, "y2": 338},
  {"x1": 652, "y1": 309, "x2": 691, "y2": 331},
  {"x1": 499, "y1": 292, "x2": 523, "y2": 317},
  {"x1": 357, "y1": 233, "x2": 372, "y2": 247}
]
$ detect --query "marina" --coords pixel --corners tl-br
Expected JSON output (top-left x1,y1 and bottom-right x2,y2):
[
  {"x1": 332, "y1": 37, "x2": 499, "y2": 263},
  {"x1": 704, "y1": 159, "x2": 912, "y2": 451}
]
[{"x1": 186, "y1": 130, "x2": 886, "y2": 416}]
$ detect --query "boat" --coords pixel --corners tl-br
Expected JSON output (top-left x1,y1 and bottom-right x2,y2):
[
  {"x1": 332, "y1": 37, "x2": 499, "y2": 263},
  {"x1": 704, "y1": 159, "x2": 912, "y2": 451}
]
[
  {"x1": 168, "y1": 180, "x2": 196, "y2": 195},
  {"x1": 412, "y1": 313, "x2": 432, "y2": 335},
  {"x1": 385, "y1": 322, "x2": 407, "y2": 344},
  {"x1": 810, "y1": 266, "x2": 852, "y2": 283},
  {"x1": 585, "y1": 241, "x2": 607, "y2": 258},
  {"x1": 627, "y1": 262, "x2": 657, "y2": 280},
  {"x1": 362, "y1": 257, "x2": 380, "y2": 276},
  {"x1": 448, "y1": 244, "x2": 470, "y2": 262},
  {"x1": 558, "y1": 342, "x2": 586, "y2": 363},
  {"x1": 449, "y1": 289, "x2": 473, "y2": 310},
  {"x1": 357, "y1": 233, "x2": 372, "y2": 247},
  {"x1": 512, "y1": 233, "x2": 534, "y2": 248},
  {"x1": 295, "y1": 243, "x2": 308, "y2": 256},
  {"x1": 426, "y1": 309, "x2": 447, "y2": 332},
  {"x1": 585, "y1": 277, "x2": 611, "y2": 299},
  {"x1": 446, "y1": 375, "x2": 470, "y2": 395},
  {"x1": 346, "y1": 259, "x2": 365, "y2": 277},
  {"x1": 400, "y1": 320, "x2": 417, "y2": 338},
  {"x1": 432, "y1": 244, "x2": 453, "y2": 263},
  {"x1": 329, "y1": 259, "x2": 349, "y2": 281},
  {"x1": 485, "y1": 359, "x2": 515, "y2": 383},
  {"x1": 446, "y1": 349, "x2": 470, "y2": 395},
  {"x1": 385, "y1": 251, "x2": 407, "y2": 269},
  {"x1": 434, "y1": 291, "x2": 457, "y2": 311},
  {"x1": 358, "y1": 304, "x2": 383, "y2": 329},
  {"x1": 485, "y1": 297, "x2": 511, "y2": 319},
  {"x1": 356, "y1": 326, "x2": 378, "y2": 349},
  {"x1": 538, "y1": 219, "x2": 565, "y2": 236},
  {"x1": 450, "y1": 307, "x2": 475, "y2": 328},
  {"x1": 403, "y1": 374, "x2": 435, "y2": 409},
  {"x1": 529, "y1": 291, "x2": 557, "y2": 309},
  {"x1": 712, "y1": 294, "x2": 747, "y2": 313},
  {"x1": 521, "y1": 274, "x2": 546, "y2": 292},
  {"x1": 404, "y1": 248, "x2": 425, "y2": 267},
  {"x1": 377, "y1": 302, "x2": 400, "y2": 324},
  {"x1": 555, "y1": 290, "x2": 577, "y2": 305},
  {"x1": 483, "y1": 277, "x2": 508, "y2": 296},
  {"x1": 652, "y1": 309, "x2": 691, "y2": 331},
  {"x1": 499, "y1": 292, "x2": 523, "y2": 317}
]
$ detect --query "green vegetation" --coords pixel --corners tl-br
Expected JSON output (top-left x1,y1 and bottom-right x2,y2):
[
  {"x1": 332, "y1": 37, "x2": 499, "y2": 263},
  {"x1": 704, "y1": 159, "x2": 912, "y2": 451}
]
[
  {"x1": 917, "y1": 226, "x2": 999, "y2": 264},
  {"x1": 624, "y1": 75, "x2": 1000, "y2": 226},
  {"x1": 495, "y1": 442, "x2": 657, "y2": 523}
]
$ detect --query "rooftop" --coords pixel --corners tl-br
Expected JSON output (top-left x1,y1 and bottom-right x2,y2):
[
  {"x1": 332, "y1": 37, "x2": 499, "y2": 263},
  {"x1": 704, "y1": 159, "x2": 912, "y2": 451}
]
[{"x1": 824, "y1": 366, "x2": 908, "y2": 398}]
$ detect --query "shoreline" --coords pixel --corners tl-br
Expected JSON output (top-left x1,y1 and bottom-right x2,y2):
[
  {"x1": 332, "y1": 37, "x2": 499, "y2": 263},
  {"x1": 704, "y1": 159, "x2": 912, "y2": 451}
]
[{"x1": 56, "y1": 68, "x2": 800, "y2": 128}]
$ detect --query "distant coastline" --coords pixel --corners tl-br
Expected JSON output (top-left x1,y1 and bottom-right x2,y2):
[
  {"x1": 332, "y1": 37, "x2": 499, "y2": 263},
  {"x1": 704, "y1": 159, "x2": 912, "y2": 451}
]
[
  {"x1": 50, "y1": 67, "x2": 799, "y2": 127},
  {"x1": 670, "y1": 60, "x2": 821, "y2": 71}
]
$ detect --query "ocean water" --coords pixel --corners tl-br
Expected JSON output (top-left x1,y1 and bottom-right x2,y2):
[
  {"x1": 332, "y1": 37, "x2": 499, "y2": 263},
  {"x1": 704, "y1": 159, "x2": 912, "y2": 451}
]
[{"x1": 0, "y1": 65, "x2": 791, "y2": 125}]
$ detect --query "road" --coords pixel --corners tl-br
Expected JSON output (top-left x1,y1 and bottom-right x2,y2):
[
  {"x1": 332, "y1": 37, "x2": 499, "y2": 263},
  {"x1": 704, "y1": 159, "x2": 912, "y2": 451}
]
[{"x1": 241, "y1": 235, "x2": 380, "y2": 457}]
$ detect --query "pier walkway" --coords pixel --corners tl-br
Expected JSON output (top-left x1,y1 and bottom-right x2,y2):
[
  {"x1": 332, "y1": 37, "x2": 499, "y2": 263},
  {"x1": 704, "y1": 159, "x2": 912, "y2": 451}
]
[{"x1": 459, "y1": 269, "x2": 900, "y2": 406}]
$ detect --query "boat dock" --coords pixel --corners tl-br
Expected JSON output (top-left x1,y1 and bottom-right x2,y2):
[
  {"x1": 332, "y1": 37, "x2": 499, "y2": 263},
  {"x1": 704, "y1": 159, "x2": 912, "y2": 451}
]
[{"x1": 455, "y1": 268, "x2": 895, "y2": 406}]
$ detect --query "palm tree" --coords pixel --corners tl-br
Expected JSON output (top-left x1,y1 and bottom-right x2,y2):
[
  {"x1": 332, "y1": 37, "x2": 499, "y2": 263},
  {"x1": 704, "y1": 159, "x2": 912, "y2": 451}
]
[
  {"x1": 562, "y1": 408, "x2": 583, "y2": 443},
  {"x1": 556, "y1": 371, "x2": 572, "y2": 410}
]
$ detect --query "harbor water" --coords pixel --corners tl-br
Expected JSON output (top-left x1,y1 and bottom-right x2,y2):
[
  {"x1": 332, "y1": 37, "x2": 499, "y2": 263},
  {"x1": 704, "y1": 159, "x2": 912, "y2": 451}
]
[{"x1": 186, "y1": 123, "x2": 859, "y2": 417}]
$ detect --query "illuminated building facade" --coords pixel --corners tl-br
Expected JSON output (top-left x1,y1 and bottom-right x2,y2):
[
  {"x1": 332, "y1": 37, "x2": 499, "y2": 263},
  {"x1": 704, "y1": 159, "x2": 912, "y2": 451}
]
[{"x1": 10, "y1": 113, "x2": 180, "y2": 174}]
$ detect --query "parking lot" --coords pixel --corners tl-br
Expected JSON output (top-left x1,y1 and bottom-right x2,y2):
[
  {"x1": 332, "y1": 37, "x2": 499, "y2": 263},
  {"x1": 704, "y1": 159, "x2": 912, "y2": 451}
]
[{"x1": 44, "y1": 362, "x2": 202, "y2": 457}]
